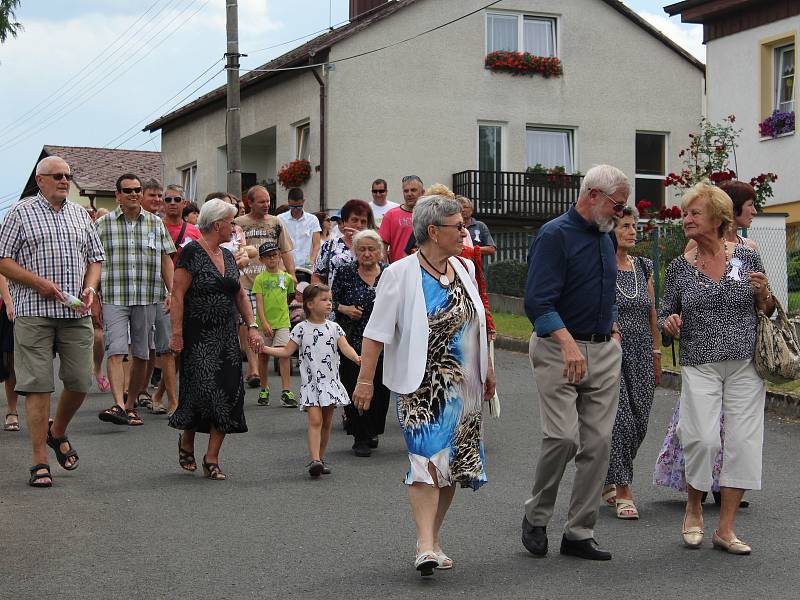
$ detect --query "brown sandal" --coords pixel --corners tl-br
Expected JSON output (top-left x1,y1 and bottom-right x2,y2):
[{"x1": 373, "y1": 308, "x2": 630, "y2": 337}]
[
  {"x1": 98, "y1": 405, "x2": 129, "y2": 425},
  {"x1": 202, "y1": 456, "x2": 226, "y2": 480},
  {"x1": 125, "y1": 409, "x2": 144, "y2": 426},
  {"x1": 4, "y1": 412, "x2": 19, "y2": 432},
  {"x1": 178, "y1": 435, "x2": 197, "y2": 472}
]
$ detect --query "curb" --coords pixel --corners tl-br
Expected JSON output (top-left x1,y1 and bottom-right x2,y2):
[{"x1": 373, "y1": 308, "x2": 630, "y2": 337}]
[{"x1": 495, "y1": 336, "x2": 800, "y2": 418}]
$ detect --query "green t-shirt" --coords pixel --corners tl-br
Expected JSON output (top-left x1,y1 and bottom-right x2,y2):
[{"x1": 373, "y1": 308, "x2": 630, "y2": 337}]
[{"x1": 251, "y1": 270, "x2": 294, "y2": 330}]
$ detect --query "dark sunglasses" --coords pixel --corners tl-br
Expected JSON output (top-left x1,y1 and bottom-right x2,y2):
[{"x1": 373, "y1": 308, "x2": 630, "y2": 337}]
[
  {"x1": 120, "y1": 186, "x2": 142, "y2": 195},
  {"x1": 371, "y1": 189, "x2": 387, "y2": 194},
  {"x1": 437, "y1": 222, "x2": 466, "y2": 231},
  {"x1": 164, "y1": 196, "x2": 183, "y2": 203},
  {"x1": 41, "y1": 173, "x2": 72, "y2": 181}
]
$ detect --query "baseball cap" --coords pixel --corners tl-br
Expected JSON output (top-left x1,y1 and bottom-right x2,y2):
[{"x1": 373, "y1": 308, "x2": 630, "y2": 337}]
[
  {"x1": 258, "y1": 241, "x2": 280, "y2": 256},
  {"x1": 329, "y1": 209, "x2": 342, "y2": 222},
  {"x1": 296, "y1": 281, "x2": 310, "y2": 293}
]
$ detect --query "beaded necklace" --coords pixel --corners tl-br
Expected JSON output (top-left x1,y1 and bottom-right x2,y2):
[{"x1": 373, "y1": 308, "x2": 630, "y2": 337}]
[{"x1": 616, "y1": 255, "x2": 638, "y2": 299}]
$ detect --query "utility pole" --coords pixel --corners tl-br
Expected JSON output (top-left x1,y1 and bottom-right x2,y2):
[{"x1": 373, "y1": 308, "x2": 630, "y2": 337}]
[{"x1": 225, "y1": 0, "x2": 242, "y2": 198}]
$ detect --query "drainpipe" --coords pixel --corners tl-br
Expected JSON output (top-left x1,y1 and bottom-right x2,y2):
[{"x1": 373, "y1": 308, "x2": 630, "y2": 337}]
[{"x1": 310, "y1": 63, "x2": 327, "y2": 211}]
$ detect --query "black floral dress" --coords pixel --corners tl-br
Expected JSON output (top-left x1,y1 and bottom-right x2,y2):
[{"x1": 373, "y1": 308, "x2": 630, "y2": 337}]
[
  {"x1": 605, "y1": 256, "x2": 654, "y2": 486},
  {"x1": 168, "y1": 242, "x2": 247, "y2": 434}
]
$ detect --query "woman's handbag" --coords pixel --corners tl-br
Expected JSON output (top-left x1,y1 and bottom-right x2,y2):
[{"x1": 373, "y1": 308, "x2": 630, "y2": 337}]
[
  {"x1": 488, "y1": 340, "x2": 501, "y2": 418},
  {"x1": 754, "y1": 297, "x2": 800, "y2": 383}
]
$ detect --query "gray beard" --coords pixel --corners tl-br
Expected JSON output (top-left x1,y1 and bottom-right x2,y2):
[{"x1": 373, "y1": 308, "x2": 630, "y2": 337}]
[{"x1": 591, "y1": 205, "x2": 614, "y2": 232}]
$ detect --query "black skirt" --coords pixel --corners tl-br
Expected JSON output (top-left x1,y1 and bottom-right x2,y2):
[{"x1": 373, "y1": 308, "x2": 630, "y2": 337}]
[
  {"x1": 0, "y1": 304, "x2": 13, "y2": 382},
  {"x1": 341, "y1": 353, "x2": 390, "y2": 441}
]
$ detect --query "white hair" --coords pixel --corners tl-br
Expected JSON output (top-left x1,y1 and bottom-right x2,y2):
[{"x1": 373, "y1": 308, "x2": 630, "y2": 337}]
[
  {"x1": 579, "y1": 164, "x2": 630, "y2": 197},
  {"x1": 197, "y1": 198, "x2": 237, "y2": 232},
  {"x1": 352, "y1": 228, "x2": 384, "y2": 251},
  {"x1": 412, "y1": 195, "x2": 462, "y2": 245},
  {"x1": 36, "y1": 155, "x2": 69, "y2": 175}
]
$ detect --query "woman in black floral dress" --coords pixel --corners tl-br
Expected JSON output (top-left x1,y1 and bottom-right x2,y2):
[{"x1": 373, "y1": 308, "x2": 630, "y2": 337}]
[
  {"x1": 169, "y1": 200, "x2": 262, "y2": 481},
  {"x1": 331, "y1": 229, "x2": 389, "y2": 457},
  {"x1": 603, "y1": 206, "x2": 661, "y2": 519}
]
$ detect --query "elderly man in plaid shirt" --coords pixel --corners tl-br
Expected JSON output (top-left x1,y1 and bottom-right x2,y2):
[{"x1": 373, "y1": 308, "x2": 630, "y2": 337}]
[
  {"x1": 96, "y1": 173, "x2": 175, "y2": 427},
  {"x1": 0, "y1": 155, "x2": 104, "y2": 488}
]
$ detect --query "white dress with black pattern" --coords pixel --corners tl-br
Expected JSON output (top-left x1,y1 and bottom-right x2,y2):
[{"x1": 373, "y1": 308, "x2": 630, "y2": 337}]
[
  {"x1": 289, "y1": 320, "x2": 351, "y2": 409},
  {"x1": 605, "y1": 257, "x2": 655, "y2": 486}
]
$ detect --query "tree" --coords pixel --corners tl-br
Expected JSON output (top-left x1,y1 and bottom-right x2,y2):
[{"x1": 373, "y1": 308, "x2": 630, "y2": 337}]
[{"x1": 0, "y1": 0, "x2": 23, "y2": 44}]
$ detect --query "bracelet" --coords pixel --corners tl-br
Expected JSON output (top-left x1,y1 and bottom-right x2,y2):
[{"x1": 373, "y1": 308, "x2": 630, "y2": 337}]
[
  {"x1": 356, "y1": 380, "x2": 373, "y2": 386},
  {"x1": 84, "y1": 286, "x2": 97, "y2": 295}
]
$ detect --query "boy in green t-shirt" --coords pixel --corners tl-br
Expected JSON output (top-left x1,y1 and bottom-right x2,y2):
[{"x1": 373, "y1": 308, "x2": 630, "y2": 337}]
[{"x1": 252, "y1": 242, "x2": 297, "y2": 407}]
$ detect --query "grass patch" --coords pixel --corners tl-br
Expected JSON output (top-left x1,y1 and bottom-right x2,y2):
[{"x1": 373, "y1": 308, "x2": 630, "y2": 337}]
[
  {"x1": 789, "y1": 291, "x2": 800, "y2": 312},
  {"x1": 493, "y1": 311, "x2": 533, "y2": 340}
]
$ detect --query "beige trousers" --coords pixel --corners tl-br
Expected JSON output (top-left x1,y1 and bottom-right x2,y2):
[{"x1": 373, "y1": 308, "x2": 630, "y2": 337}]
[
  {"x1": 678, "y1": 359, "x2": 766, "y2": 491},
  {"x1": 525, "y1": 336, "x2": 622, "y2": 541}
]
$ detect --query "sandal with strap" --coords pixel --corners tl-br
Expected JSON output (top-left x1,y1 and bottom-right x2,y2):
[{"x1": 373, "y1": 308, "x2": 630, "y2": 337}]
[
  {"x1": 136, "y1": 391, "x2": 153, "y2": 409},
  {"x1": 602, "y1": 485, "x2": 616, "y2": 506},
  {"x1": 202, "y1": 455, "x2": 226, "y2": 480},
  {"x1": 615, "y1": 498, "x2": 639, "y2": 520},
  {"x1": 29, "y1": 464, "x2": 53, "y2": 488},
  {"x1": 435, "y1": 551, "x2": 453, "y2": 570},
  {"x1": 126, "y1": 409, "x2": 144, "y2": 426},
  {"x1": 98, "y1": 404, "x2": 129, "y2": 425},
  {"x1": 178, "y1": 435, "x2": 197, "y2": 472},
  {"x1": 4, "y1": 412, "x2": 19, "y2": 432},
  {"x1": 414, "y1": 550, "x2": 438, "y2": 577},
  {"x1": 47, "y1": 424, "x2": 79, "y2": 471}
]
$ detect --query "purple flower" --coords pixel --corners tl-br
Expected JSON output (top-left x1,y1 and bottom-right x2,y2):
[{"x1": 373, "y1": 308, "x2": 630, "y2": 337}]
[{"x1": 759, "y1": 110, "x2": 795, "y2": 138}]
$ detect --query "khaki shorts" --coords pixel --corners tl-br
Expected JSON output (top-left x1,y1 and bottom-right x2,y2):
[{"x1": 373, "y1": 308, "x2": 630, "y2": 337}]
[
  {"x1": 262, "y1": 327, "x2": 290, "y2": 348},
  {"x1": 153, "y1": 302, "x2": 172, "y2": 355},
  {"x1": 14, "y1": 316, "x2": 93, "y2": 394}
]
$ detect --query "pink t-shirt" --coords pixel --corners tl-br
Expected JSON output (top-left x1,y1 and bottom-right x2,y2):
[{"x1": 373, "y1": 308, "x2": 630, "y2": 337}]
[
  {"x1": 165, "y1": 221, "x2": 202, "y2": 262},
  {"x1": 378, "y1": 206, "x2": 414, "y2": 263}
]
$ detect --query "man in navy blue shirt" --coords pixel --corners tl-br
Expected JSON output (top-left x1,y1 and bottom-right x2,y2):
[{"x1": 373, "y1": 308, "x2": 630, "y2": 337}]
[{"x1": 521, "y1": 164, "x2": 628, "y2": 561}]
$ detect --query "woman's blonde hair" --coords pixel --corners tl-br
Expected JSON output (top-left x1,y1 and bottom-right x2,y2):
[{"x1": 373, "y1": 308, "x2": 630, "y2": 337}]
[
  {"x1": 681, "y1": 182, "x2": 733, "y2": 238},
  {"x1": 425, "y1": 183, "x2": 455, "y2": 199}
]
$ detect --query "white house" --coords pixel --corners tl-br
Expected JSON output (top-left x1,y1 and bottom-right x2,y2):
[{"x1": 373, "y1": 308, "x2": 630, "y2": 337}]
[{"x1": 146, "y1": 0, "x2": 704, "y2": 225}]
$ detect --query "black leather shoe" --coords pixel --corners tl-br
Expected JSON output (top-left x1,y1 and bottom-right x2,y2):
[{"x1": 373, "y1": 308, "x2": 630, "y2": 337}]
[
  {"x1": 521, "y1": 517, "x2": 547, "y2": 556},
  {"x1": 368, "y1": 437, "x2": 379, "y2": 449},
  {"x1": 352, "y1": 441, "x2": 371, "y2": 457},
  {"x1": 559, "y1": 536, "x2": 612, "y2": 561}
]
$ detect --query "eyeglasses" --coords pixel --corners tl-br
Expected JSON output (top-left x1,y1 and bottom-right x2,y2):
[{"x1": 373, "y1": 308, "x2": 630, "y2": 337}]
[
  {"x1": 436, "y1": 222, "x2": 466, "y2": 231},
  {"x1": 164, "y1": 196, "x2": 183, "y2": 203},
  {"x1": 371, "y1": 189, "x2": 387, "y2": 194},
  {"x1": 594, "y1": 190, "x2": 626, "y2": 214},
  {"x1": 41, "y1": 173, "x2": 72, "y2": 181},
  {"x1": 120, "y1": 186, "x2": 142, "y2": 195}
]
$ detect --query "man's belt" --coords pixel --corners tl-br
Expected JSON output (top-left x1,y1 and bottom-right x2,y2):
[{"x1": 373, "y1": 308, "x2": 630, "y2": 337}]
[{"x1": 540, "y1": 332, "x2": 611, "y2": 342}]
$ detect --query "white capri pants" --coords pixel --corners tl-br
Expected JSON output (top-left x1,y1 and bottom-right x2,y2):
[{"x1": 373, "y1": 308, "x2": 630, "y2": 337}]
[{"x1": 678, "y1": 359, "x2": 766, "y2": 491}]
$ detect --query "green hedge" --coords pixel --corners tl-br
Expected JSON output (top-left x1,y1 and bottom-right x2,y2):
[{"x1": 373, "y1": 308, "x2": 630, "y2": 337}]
[{"x1": 487, "y1": 260, "x2": 528, "y2": 297}]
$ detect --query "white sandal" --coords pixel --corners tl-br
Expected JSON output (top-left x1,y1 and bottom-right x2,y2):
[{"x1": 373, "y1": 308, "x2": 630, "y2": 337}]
[
  {"x1": 615, "y1": 498, "x2": 639, "y2": 520},
  {"x1": 602, "y1": 485, "x2": 616, "y2": 506},
  {"x1": 414, "y1": 551, "x2": 438, "y2": 576},
  {"x1": 435, "y1": 551, "x2": 453, "y2": 569}
]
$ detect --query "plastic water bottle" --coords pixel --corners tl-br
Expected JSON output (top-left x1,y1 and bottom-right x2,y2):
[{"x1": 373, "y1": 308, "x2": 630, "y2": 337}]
[{"x1": 59, "y1": 292, "x2": 84, "y2": 310}]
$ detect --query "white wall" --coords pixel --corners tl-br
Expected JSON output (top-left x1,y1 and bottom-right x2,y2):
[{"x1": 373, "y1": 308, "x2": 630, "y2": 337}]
[
  {"x1": 706, "y1": 16, "x2": 799, "y2": 206},
  {"x1": 749, "y1": 213, "x2": 789, "y2": 308}
]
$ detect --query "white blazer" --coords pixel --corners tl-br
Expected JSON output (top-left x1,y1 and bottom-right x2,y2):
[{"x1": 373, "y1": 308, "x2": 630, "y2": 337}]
[{"x1": 363, "y1": 253, "x2": 488, "y2": 394}]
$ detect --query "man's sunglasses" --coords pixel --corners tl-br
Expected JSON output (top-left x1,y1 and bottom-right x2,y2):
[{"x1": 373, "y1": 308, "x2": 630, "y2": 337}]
[
  {"x1": 593, "y1": 189, "x2": 626, "y2": 214},
  {"x1": 41, "y1": 173, "x2": 72, "y2": 181},
  {"x1": 120, "y1": 186, "x2": 142, "y2": 195},
  {"x1": 371, "y1": 189, "x2": 387, "y2": 194},
  {"x1": 164, "y1": 196, "x2": 183, "y2": 203}
]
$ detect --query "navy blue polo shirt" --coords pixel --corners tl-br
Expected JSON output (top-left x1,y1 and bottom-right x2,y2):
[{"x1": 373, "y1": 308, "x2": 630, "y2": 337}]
[{"x1": 524, "y1": 206, "x2": 618, "y2": 336}]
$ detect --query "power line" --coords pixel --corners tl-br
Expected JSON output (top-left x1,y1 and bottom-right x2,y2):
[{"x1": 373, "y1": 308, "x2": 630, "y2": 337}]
[{"x1": 0, "y1": 0, "x2": 207, "y2": 153}]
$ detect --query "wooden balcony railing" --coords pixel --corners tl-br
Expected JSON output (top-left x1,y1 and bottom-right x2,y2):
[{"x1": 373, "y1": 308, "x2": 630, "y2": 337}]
[{"x1": 452, "y1": 170, "x2": 583, "y2": 223}]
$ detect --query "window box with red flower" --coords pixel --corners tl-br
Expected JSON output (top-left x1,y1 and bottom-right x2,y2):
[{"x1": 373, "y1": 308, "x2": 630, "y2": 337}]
[
  {"x1": 277, "y1": 159, "x2": 312, "y2": 189},
  {"x1": 485, "y1": 51, "x2": 563, "y2": 78}
]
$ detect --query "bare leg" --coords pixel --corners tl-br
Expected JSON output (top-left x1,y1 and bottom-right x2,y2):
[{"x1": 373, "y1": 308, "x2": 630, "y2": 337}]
[
  {"x1": 144, "y1": 351, "x2": 156, "y2": 393},
  {"x1": 685, "y1": 485, "x2": 704, "y2": 527},
  {"x1": 125, "y1": 356, "x2": 149, "y2": 411},
  {"x1": 25, "y1": 392, "x2": 52, "y2": 481},
  {"x1": 279, "y1": 357, "x2": 291, "y2": 390},
  {"x1": 49, "y1": 389, "x2": 86, "y2": 468},
  {"x1": 206, "y1": 425, "x2": 225, "y2": 464},
  {"x1": 319, "y1": 406, "x2": 335, "y2": 460},
  {"x1": 717, "y1": 486, "x2": 745, "y2": 540},
  {"x1": 92, "y1": 327, "x2": 105, "y2": 380},
  {"x1": 160, "y1": 354, "x2": 177, "y2": 413},
  {"x1": 4, "y1": 354, "x2": 17, "y2": 416},
  {"x1": 433, "y1": 484, "x2": 456, "y2": 553},
  {"x1": 181, "y1": 429, "x2": 196, "y2": 454},
  {"x1": 241, "y1": 325, "x2": 259, "y2": 379},
  {"x1": 107, "y1": 354, "x2": 126, "y2": 408},
  {"x1": 307, "y1": 407, "x2": 322, "y2": 461},
  {"x1": 408, "y1": 473, "x2": 441, "y2": 552},
  {"x1": 258, "y1": 355, "x2": 269, "y2": 389}
]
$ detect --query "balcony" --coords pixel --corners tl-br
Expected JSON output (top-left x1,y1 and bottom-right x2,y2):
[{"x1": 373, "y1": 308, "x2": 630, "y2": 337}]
[{"x1": 452, "y1": 170, "x2": 582, "y2": 224}]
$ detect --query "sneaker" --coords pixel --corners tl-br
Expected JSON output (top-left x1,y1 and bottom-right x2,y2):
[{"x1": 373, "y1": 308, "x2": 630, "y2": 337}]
[
  {"x1": 308, "y1": 460, "x2": 324, "y2": 477},
  {"x1": 321, "y1": 461, "x2": 332, "y2": 475},
  {"x1": 258, "y1": 388, "x2": 270, "y2": 406},
  {"x1": 280, "y1": 390, "x2": 298, "y2": 407}
]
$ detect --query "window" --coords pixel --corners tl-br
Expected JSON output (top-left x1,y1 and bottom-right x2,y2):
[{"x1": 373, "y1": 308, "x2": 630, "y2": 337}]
[
  {"x1": 478, "y1": 124, "x2": 502, "y2": 172},
  {"x1": 295, "y1": 122, "x2": 310, "y2": 161},
  {"x1": 180, "y1": 163, "x2": 197, "y2": 202},
  {"x1": 487, "y1": 13, "x2": 556, "y2": 56},
  {"x1": 526, "y1": 128, "x2": 573, "y2": 173},
  {"x1": 775, "y1": 43, "x2": 795, "y2": 113},
  {"x1": 635, "y1": 132, "x2": 667, "y2": 209}
]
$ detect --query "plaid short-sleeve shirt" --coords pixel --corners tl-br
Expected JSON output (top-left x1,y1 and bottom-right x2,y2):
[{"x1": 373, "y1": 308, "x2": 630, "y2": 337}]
[
  {"x1": 96, "y1": 207, "x2": 176, "y2": 306},
  {"x1": 0, "y1": 193, "x2": 105, "y2": 319}
]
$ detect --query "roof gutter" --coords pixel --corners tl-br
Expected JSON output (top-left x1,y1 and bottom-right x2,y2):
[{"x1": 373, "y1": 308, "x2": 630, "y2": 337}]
[{"x1": 310, "y1": 61, "x2": 327, "y2": 212}]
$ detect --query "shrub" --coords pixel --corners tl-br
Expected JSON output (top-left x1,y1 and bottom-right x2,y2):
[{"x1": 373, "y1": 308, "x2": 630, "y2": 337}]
[
  {"x1": 788, "y1": 252, "x2": 800, "y2": 291},
  {"x1": 487, "y1": 260, "x2": 528, "y2": 297}
]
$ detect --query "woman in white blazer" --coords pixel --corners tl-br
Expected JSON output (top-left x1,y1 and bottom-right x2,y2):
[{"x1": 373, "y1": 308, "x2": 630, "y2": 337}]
[{"x1": 353, "y1": 194, "x2": 496, "y2": 577}]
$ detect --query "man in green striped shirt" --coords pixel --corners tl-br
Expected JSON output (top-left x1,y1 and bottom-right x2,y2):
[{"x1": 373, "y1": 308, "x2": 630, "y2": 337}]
[{"x1": 95, "y1": 173, "x2": 176, "y2": 427}]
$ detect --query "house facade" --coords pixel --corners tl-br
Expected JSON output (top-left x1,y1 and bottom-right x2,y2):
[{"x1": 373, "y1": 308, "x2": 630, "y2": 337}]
[{"x1": 147, "y1": 0, "x2": 704, "y2": 222}]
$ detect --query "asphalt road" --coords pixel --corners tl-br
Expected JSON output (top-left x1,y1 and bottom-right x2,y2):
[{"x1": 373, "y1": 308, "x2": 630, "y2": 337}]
[{"x1": 1, "y1": 349, "x2": 799, "y2": 600}]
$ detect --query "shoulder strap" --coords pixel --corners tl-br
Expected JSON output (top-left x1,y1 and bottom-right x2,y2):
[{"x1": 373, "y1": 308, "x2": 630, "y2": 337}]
[{"x1": 171, "y1": 221, "x2": 188, "y2": 247}]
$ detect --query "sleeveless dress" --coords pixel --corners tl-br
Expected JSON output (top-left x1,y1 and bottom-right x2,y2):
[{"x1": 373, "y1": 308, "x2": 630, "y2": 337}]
[
  {"x1": 168, "y1": 242, "x2": 247, "y2": 434},
  {"x1": 398, "y1": 269, "x2": 487, "y2": 490},
  {"x1": 605, "y1": 257, "x2": 655, "y2": 486}
]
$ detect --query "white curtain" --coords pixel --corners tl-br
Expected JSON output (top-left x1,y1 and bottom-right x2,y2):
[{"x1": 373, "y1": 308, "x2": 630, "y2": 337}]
[
  {"x1": 523, "y1": 18, "x2": 555, "y2": 57},
  {"x1": 526, "y1": 130, "x2": 573, "y2": 172},
  {"x1": 487, "y1": 14, "x2": 518, "y2": 52},
  {"x1": 479, "y1": 125, "x2": 502, "y2": 171}
]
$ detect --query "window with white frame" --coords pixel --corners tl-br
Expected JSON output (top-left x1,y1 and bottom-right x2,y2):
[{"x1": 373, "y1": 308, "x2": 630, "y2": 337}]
[
  {"x1": 487, "y1": 12, "x2": 556, "y2": 56},
  {"x1": 478, "y1": 124, "x2": 503, "y2": 172},
  {"x1": 525, "y1": 128, "x2": 574, "y2": 173},
  {"x1": 295, "y1": 122, "x2": 310, "y2": 161},
  {"x1": 180, "y1": 163, "x2": 197, "y2": 202},
  {"x1": 775, "y1": 43, "x2": 795, "y2": 113},
  {"x1": 635, "y1": 132, "x2": 667, "y2": 208}
]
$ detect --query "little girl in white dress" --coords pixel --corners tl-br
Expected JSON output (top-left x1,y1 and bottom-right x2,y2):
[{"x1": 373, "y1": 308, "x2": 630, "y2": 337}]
[{"x1": 261, "y1": 284, "x2": 360, "y2": 477}]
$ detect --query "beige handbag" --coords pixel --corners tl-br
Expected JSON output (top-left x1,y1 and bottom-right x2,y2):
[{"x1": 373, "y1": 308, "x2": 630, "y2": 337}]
[{"x1": 754, "y1": 297, "x2": 800, "y2": 383}]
